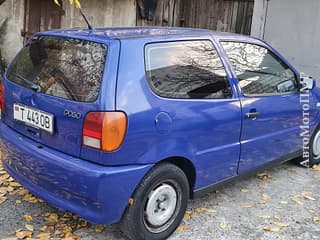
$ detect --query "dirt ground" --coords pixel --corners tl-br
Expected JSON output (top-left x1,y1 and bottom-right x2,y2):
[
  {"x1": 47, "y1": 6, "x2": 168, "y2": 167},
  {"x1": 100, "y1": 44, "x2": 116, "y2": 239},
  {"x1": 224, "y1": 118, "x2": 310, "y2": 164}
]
[{"x1": 0, "y1": 160, "x2": 320, "y2": 240}]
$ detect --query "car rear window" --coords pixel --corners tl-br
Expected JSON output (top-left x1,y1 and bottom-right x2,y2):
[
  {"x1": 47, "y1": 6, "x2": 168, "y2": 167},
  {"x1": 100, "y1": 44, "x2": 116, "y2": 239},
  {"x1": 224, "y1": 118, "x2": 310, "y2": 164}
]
[{"x1": 6, "y1": 36, "x2": 107, "y2": 102}]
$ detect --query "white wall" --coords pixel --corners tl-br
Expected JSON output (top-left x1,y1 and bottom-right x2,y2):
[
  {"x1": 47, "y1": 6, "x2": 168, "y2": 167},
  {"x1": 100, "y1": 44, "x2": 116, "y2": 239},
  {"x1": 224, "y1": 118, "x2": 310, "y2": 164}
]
[
  {"x1": 251, "y1": 0, "x2": 320, "y2": 82},
  {"x1": 0, "y1": 0, "x2": 25, "y2": 64}
]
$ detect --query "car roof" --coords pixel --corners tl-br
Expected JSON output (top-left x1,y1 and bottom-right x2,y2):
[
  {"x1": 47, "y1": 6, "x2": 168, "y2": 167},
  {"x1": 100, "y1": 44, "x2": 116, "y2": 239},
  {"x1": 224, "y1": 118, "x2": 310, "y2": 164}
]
[{"x1": 38, "y1": 27, "x2": 259, "y2": 43}]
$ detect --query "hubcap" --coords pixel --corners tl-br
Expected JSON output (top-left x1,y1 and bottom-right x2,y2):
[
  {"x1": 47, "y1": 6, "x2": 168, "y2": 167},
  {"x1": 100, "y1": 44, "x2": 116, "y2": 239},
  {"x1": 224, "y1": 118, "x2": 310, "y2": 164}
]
[
  {"x1": 313, "y1": 131, "x2": 320, "y2": 159},
  {"x1": 144, "y1": 183, "x2": 178, "y2": 232}
]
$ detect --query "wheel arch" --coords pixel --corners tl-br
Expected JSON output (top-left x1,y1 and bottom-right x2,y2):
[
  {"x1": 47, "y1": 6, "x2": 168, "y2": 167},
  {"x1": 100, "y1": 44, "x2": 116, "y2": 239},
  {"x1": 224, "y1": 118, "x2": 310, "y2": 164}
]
[{"x1": 159, "y1": 156, "x2": 196, "y2": 198}]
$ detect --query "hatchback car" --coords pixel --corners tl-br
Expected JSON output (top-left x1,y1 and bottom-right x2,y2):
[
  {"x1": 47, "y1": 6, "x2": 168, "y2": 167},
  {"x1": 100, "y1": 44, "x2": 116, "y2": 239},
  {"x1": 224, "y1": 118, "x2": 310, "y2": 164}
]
[{"x1": 0, "y1": 27, "x2": 319, "y2": 240}]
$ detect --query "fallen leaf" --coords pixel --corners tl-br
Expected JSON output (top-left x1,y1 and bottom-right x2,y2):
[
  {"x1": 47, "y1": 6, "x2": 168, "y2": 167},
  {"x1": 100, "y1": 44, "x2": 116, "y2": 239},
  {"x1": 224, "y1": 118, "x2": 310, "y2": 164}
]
[
  {"x1": 0, "y1": 187, "x2": 7, "y2": 194},
  {"x1": 23, "y1": 214, "x2": 33, "y2": 222},
  {"x1": 39, "y1": 225, "x2": 47, "y2": 232},
  {"x1": 312, "y1": 165, "x2": 319, "y2": 171},
  {"x1": 183, "y1": 211, "x2": 196, "y2": 221},
  {"x1": 196, "y1": 207, "x2": 217, "y2": 213},
  {"x1": 274, "y1": 215, "x2": 281, "y2": 220},
  {"x1": 240, "y1": 204, "x2": 253, "y2": 208},
  {"x1": 176, "y1": 224, "x2": 190, "y2": 231},
  {"x1": 259, "y1": 215, "x2": 271, "y2": 219},
  {"x1": 309, "y1": 209, "x2": 315, "y2": 214},
  {"x1": 257, "y1": 172, "x2": 272, "y2": 180},
  {"x1": 262, "y1": 193, "x2": 271, "y2": 201},
  {"x1": 6, "y1": 186, "x2": 14, "y2": 193},
  {"x1": 263, "y1": 226, "x2": 282, "y2": 232},
  {"x1": 25, "y1": 224, "x2": 34, "y2": 232},
  {"x1": 291, "y1": 197, "x2": 303, "y2": 205},
  {"x1": 241, "y1": 189, "x2": 249, "y2": 193},
  {"x1": 219, "y1": 223, "x2": 227, "y2": 229},
  {"x1": 45, "y1": 213, "x2": 59, "y2": 223},
  {"x1": 313, "y1": 216, "x2": 320, "y2": 222},
  {"x1": 0, "y1": 196, "x2": 7, "y2": 204},
  {"x1": 0, "y1": 173, "x2": 9, "y2": 181},
  {"x1": 273, "y1": 222, "x2": 289, "y2": 227},
  {"x1": 36, "y1": 233, "x2": 51, "y2": 239},
  {"x1": 301, "y1": 192, "x2": 316, "y2": 201},
  {"x1": 9, "y1": 182, "x2": 22, "y2": 187},
  {"x1": 95, "y1": 224, "x2": 105, "y2": 233},
  {"x1": 258, "y1": 200, "x2": 267, "y2": 205},
  {"x1": 15, "y1": 200, "x2": 22, "y2": 204},
  {"x1": 16, "y1": 230, "x2": 32, "y2": 239}
]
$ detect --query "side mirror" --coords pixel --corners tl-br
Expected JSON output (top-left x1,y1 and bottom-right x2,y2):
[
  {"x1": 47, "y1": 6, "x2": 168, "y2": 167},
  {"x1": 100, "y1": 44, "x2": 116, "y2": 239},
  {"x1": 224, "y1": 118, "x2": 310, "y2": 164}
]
[
  {"x1": 300, "y1": 74, "x2": 315, "y2": 91},
  {"x1": 276, "y1": 80, "x2": 295, "y2": 93}
]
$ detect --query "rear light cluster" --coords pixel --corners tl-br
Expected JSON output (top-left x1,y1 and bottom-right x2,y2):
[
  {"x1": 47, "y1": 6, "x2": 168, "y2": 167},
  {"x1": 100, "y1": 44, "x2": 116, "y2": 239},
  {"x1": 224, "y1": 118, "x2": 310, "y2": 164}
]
[
  {"x1": 82, "y1": 112, "x2": 127, "y2": 151},
  {"x1": 0, "y1": 81, "x2": 5, "y2": 113}
]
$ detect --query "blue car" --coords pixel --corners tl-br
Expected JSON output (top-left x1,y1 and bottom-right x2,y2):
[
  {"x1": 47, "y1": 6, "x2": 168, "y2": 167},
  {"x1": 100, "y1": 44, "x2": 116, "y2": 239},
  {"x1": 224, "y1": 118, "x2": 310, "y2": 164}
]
[{"x1": 0, "y1": 27, "x2": 319, "y2": 240}]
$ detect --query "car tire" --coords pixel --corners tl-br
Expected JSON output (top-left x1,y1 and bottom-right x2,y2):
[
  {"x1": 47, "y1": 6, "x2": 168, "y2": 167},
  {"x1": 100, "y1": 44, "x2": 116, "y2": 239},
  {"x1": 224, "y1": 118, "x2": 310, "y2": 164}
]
[
  {"x1": 120, "y1": 163, "x2": 190, "y2": 240},
  {"x1": 309, "y1": 125, "x2": 320, "y2": 166}
]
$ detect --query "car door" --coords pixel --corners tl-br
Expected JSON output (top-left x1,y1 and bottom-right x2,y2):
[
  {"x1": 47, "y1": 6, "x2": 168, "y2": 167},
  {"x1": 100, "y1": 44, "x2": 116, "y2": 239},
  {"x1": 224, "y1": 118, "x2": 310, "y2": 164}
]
[
  {"x1": 221, "y1": 41, "x2": 318, "y2": 173},
  {"x1": 116, "y1": 38, "x2": 242, "y2": 189}
]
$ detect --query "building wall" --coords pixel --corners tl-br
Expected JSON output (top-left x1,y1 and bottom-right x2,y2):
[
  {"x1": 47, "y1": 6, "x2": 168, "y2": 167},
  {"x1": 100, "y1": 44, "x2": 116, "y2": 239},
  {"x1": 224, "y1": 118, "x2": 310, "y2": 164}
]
[
  {"x1": 0, "y1": 0, "x2": 254, "y2": 64},
  {"x1": 251, "y1": 0, "x2": 320, "y2": 82},
  {"x1": 0, "y1": 0, "x2": 24, "y2": 64},
  {"x1": 63, "y1": 0, "x2": 137, "y2": 28}
]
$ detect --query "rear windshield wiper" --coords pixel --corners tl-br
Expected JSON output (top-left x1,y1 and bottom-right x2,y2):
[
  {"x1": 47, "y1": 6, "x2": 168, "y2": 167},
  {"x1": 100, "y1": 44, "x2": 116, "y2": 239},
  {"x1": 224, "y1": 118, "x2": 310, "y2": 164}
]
[{"x1": 15, "y1": 73, "x2": 42, "y2": 92}]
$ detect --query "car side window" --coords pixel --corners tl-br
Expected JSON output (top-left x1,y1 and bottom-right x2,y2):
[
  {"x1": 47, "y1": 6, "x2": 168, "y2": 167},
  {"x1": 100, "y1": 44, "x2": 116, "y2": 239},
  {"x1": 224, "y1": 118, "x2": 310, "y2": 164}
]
[
  {"x1": 221, "y1": 41, "x2": 298, "y2": 96},
  {"x1": 145, "y1": 40, "x2": 232, "y2": 99}
]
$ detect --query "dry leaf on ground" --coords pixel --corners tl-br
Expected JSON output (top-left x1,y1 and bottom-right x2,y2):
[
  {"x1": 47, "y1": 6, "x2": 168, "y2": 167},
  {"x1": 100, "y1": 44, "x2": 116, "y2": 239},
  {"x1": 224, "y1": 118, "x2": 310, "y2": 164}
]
[
  {"x1": 301, "y1": 191, "x2": 316, "y2": 201},
  {"x1": 263, "y1": 226, "x2": 282, "y2": 232},
  {"x1": 23, "y1": 214, "x2": 33, "y2": 222},
  {"x1": 241, "y1": 189, "x2": 249, "y2": 193},
  {"x1": 240, "y1": 203, "x2": 253, "y2": 208},
  {"x1": 196, "y1": 207, "x2": 217, "y2": 213},
  {"x1": 273, "y1": 222, "x2": 289, "y2": 227},
  {"x1": 95, "y1": 224, "x2": 105, "y2": 233},
  {"x1": 177, "y1": 224, "x2": 191, "y2": 231},
  {"x1": 16, "y1": 230, "x2": 32, "y2": 239},
  {"x1": 219, "y1": 223, "x2": 227, "y2": 229},
  {"x1": 313, "y1": 216, "x2": 320, "y2": 222}
]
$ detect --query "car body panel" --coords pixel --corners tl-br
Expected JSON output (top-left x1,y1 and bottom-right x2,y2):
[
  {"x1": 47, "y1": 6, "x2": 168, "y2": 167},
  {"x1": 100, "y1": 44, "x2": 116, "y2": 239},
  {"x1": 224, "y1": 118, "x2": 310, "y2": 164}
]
[
  {"x1": 214, "y1": 37, "x2": 320, "y2": 172},
  {"x1": 0, "y1": 121, "x2": 152, "y2": 224},
  {"x1": 0, "y1": 27, "x2": 319, "y2": 225},
  {"x1": 115, "y1": 38, "x2": 242, "y2": 188}
]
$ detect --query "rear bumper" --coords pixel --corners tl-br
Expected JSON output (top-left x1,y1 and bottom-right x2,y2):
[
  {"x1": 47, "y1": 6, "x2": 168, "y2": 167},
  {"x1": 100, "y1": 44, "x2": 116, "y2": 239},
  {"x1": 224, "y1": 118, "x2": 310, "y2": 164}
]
[{"x1": 0, "y1": 121, "x2": 153, "y2": 224}]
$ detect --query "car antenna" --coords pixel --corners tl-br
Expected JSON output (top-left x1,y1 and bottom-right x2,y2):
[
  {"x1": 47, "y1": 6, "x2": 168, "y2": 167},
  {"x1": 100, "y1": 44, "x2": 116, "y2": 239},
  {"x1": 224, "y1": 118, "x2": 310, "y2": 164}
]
[{"x1": 79, "y1": 9, "x2": 93, "y2": 30}]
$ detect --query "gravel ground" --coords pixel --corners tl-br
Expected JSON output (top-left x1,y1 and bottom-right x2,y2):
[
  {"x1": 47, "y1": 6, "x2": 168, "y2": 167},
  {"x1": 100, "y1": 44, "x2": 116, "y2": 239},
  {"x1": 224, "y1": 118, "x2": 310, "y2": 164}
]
[{"x1": 0, "y1": 160, "x2": 320, "y2": 240}]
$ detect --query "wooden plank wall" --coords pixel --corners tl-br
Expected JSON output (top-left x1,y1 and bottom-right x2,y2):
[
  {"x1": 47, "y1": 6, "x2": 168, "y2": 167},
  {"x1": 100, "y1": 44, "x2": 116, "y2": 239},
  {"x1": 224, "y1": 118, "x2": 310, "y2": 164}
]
[{"x1": 136, "y1": 0, "x2": 254, "y2": 35}]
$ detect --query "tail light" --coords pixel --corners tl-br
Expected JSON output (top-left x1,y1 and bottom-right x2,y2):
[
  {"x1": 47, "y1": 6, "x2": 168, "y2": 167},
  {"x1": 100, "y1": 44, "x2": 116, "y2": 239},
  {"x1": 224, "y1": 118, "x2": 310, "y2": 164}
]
[
  {"x1": 82, "y1": 112, "x2": 127, "y2": 151},
  {"x1": 0, "y1": 81, "x2": 4, "y2": 113}
]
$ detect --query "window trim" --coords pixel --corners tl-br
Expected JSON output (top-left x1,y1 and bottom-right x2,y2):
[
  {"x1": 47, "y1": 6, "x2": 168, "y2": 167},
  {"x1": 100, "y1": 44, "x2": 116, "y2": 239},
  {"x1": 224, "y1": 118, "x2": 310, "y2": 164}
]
[
  {"x1": 219, "y1": 40, "x2": 300, "y2": 98},
  {"x1": 143, "y1": 39, "x2": 233, "y2": 100}
]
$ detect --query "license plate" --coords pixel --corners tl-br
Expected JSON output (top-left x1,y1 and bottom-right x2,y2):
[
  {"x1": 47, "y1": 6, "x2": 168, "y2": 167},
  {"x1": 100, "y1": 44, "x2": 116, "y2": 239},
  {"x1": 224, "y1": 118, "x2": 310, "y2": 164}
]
[{"x1": 13, "y1": 104, "x2": 54, "y2": 134}]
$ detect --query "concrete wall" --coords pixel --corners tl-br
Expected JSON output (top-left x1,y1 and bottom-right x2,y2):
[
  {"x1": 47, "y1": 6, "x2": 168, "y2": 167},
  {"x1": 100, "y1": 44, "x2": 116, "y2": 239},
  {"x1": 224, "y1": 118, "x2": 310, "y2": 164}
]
[
  {"x1": 0, "y1": 0, "x2": 24, "y2": 64},
  {"x1": 0, "y1": 0, "x2": 137, "y2": 63},
  {"x1": 251, "y1": 0, "x2": 320, "y2": 82},
  {"x1": 62, "y1": 0, "x2": 137, "y2": 28}
]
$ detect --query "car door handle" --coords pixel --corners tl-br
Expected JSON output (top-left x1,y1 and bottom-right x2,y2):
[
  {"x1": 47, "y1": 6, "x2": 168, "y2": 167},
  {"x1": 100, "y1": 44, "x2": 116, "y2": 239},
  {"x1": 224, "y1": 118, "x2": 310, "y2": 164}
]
[{"x1": 245, "y1": 112, "x2": 260, "y2": 119}]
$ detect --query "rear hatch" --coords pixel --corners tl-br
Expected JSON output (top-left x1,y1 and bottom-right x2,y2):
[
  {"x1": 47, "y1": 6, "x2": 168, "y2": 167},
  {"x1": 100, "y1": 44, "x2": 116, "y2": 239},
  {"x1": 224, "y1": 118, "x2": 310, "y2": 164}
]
[{"x1": 2, "y1": 35, "x2": 107, "y2": 157}]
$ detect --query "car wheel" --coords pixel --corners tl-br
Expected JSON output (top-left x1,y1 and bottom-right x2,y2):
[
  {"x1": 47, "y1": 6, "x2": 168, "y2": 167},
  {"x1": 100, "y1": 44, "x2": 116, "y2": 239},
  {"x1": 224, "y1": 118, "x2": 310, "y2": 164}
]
[
  {"x1": 121, "y1": 163, "x2": 190, "y2": 240},
  {"x1": 310, "y1": 125, "x2": 320, "y2": 166}
]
